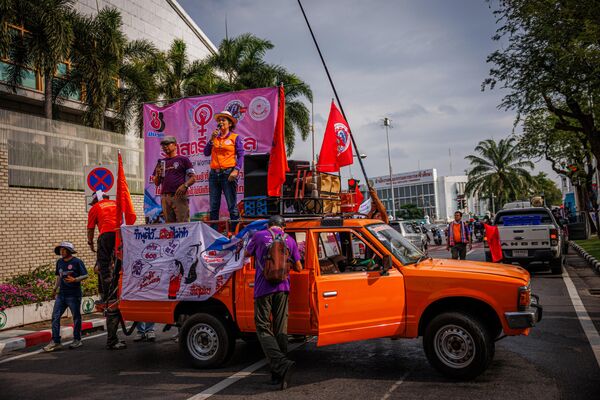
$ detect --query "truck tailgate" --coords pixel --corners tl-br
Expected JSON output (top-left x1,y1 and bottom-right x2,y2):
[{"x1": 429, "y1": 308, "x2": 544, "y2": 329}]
[{"x1": 498, "y1": 226, "x2": 550, "y2": 249}]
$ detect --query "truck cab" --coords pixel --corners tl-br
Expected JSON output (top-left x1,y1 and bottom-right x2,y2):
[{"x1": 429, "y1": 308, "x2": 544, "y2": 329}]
[{"x1": 119, "y1": 218, "x2": 541, "y2": 380}]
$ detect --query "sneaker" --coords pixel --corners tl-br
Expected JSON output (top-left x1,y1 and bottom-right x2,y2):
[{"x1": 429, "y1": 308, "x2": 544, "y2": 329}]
[
  {"x1": 43, "y1": 342, "x2": 62, "y2": 352},
  {"x1": 145, "y1": 331, "x2": 156, "y2": 342},
  {"x1": 106, "y1": 341, "x2": 127, "y2": 350},
  {"x1": 133, "y1": 332, "x2": 146, "y2": 342},
  {"x1": 69, "y1": 340, "x2": 82, "y2": 349},
  {"x1": 280, "y1": 362, "x2": 295, "y2": 390}
]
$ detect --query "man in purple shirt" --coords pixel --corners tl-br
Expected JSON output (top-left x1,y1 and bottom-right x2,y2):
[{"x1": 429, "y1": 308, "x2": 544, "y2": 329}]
[
  {"x1": 245, "y1": 216, "x2": 302, "y2": 390},
  {"x1": 153, "y1": 135, "x2": 196, "y2": 222}
]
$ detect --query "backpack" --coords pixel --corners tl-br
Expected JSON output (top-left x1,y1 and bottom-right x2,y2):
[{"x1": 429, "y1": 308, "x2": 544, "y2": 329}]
[{"x1": 263, "y1": 229, "x2": 293, "y2": 285}]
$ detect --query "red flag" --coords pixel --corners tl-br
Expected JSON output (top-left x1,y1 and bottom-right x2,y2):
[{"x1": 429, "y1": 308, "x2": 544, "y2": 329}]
[
  {"x1": 267, "y1": 85, "x2": 289, "y2": 196},
  {"x1": 115, "y1": 152, "x2": 136, "y2": 259},
  {"x1": 354, "y1": 186, "x2": 364, "y2": 212},
  {"x1": 317, "y1": 101, "x2": 353, "y2": 172},
  {"x1": 484, "y1": 224, "x2": 503, "y2": 263},
  {"x1": 116, "y1": 152, "x2": 137, "y2": 225}
]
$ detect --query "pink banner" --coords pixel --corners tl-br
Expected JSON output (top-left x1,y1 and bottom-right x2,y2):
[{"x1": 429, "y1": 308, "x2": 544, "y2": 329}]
[{"x1": 143, "y1": 87, "x2": 278, "y2": 222}]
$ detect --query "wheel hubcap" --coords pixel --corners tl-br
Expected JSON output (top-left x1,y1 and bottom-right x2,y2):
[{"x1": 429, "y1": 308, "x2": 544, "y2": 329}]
[
  {"x1": 187, "y1": 323, "x2": 219, "y2": 361},
  {"x1": 433, "y1": 324, "x2": 476, "y2": 369}
]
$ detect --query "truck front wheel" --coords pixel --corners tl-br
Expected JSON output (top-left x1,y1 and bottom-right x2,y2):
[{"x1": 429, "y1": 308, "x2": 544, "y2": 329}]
[
  {"x1": 180, "y1": 313, "x2": 234, "y2": 368},
  {"x1": 423, "y1": 312, "x2": 494, "y2": 380}
]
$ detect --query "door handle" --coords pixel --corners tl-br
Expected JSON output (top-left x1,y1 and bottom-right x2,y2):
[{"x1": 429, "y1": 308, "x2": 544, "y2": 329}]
[
  {"x1": 323, "y1": 291, "x2": 337, "y2": 298},
  {"x1": 249, "y1": 283, "x2": 254, "y2": 287}
]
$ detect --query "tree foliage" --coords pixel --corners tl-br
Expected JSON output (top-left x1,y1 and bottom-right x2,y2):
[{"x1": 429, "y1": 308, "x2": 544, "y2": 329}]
[
  {"x1": 465, "y1": 137, "x2": 534, "y2": 208},
  {"x1": 532, "y1": 172, "x2": 562, "y2": 206},
  {"x1": 484, "y1": 0, "x2": 600, "y2": 166}
]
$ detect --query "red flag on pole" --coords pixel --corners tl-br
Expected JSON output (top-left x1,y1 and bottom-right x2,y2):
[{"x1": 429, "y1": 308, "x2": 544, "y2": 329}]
[
  {"x1": 115, "y1": 151, "x2": 137, "y2": 258},
  {"x1": 267, "y1": 85, "x2": 289, "y2": 197},
  {"x1": 484, "y1": 224, "x2": 503, "y2": 263},
  {"x1": 317, "y1": 101, "x2": 353, "y2": 172}
]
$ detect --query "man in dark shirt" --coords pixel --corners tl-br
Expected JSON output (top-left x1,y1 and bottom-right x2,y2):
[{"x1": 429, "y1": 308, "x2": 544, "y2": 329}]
[
  {"x1": 245, "y1": 216, "x2": 303, "y2": 390},
  {"x1": 43, "y1": 242, "x2": 88, "y2": 352},
  {"x1": 153, "y1": 135, "x2": 196, "y2": 222}
]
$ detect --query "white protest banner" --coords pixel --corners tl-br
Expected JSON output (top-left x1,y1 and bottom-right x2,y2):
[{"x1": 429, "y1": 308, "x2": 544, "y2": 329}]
[{"x1": 121, "y1": 220, "x2": 268, "y2": 301}]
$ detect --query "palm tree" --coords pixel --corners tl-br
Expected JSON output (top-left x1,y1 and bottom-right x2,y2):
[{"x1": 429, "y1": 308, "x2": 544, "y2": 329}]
[
  {"x1": 208, "y1": 34, "x2": 312, "y2": 154},
  {"x1": 2, "y1": 0, "x2": 74, "y2": 119},
  {"x1": 69, "y1": 7, "x2": 127, "y2": 129},
  {"x1": 157, "y1": 39, "x2": 217, "y2": 101},
  {"x1": 465, "y1": 138, "x2": 534, "y2": 210}
]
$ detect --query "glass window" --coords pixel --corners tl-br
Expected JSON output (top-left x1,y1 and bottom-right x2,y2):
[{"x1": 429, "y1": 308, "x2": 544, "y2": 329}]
[
  {"x1": 289, "y1": 231, "x2": 306, "y2": 261},
  {"x1": 417, "y1": 185, "x2": 423, "y2": 196},
  {"x1": 411, "y1": 186, "x2": 416, "y2": 196},
  {"x1": 367, "y1": 224, "x2": 424, "y2": 265}
]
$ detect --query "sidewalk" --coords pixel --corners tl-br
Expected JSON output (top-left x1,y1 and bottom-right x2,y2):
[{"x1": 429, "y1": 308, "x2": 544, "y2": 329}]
[{"x1": 0, "y1": 312, "x2": 106, "y2": 355}]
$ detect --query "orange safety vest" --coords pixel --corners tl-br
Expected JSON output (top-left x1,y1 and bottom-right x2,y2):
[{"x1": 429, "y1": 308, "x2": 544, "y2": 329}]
[{"x1": 210, "y1": 132, "x2": 239, "y2": 170}]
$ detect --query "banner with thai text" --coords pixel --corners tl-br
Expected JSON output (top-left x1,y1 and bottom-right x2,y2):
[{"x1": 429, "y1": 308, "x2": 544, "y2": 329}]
[
  {"x1": 121, "y1": 220, "x2": 267, "y2": 301},
  {"x1": 143, "y1": 87, "x2": 279, "y2": 221}
]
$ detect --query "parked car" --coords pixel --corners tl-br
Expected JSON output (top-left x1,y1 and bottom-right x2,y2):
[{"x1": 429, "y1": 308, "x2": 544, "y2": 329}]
[
  {"x1": 389, "y1": 221, "x2": 428, "y2": 252},
  {"x1": 485, "y1": 207, "x2": 566, "y2": 274}
]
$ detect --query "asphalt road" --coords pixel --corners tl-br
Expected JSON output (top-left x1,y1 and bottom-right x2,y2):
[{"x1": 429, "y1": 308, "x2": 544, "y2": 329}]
[{"x1": 1, "y1": 243, "x2": 599, "y2": 400}]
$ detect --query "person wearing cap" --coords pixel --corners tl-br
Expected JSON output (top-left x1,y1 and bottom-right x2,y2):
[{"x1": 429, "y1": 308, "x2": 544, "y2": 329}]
[
  {"x1": 203, "y1": 110, "x2": 245, "y2": 230},
  {"x1": 43, "y1": 242, "x2": 88, "y2": 352},
  {"x1": 153, "y1": 135, "x2": 196, "y2": 222},
  {"x1": 87, "y1": 190, "x2": 117, "y2": 301},
  {"x1": 244, "y1": 216, "x2": 303, "y2": 390}
]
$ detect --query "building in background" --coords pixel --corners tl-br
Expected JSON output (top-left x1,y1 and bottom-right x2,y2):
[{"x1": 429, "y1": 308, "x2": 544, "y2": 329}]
[
  {"x1": 0, "y1": 0, "x2": 216, "y2": 280},
  {"x1": 371, "y1": 168, "x2": 480, "y2": 222},
  {"x1": 0, "y1": 0, "x2": 217, "y2": 131}
]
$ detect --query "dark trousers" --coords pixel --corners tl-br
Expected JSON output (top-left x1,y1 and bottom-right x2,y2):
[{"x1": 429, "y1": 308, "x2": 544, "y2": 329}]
[
  {"x1": 254, "y1": 292, "x2": 293, "y2": 377},
  {"x1": 209, "y1": 169, "x2": 239, "y2": 229},
  {"x1": 51, "y1": 294, "x2": 82, "y2": 343},
  {"x1": 97, "y1": 232, "x2": 115, "y2": 299},
  {"x1": 451, "y1": 243, "x2": 468, "y2": 260}
]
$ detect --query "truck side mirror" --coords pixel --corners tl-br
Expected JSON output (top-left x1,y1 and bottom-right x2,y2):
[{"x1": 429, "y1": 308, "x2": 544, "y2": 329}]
[{"x1": 381, "y1": 254, "x2": 392, "y2": 276}]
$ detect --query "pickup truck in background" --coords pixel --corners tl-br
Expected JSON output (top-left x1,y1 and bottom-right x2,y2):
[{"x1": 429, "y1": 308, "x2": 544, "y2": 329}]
[
  {"x1": 120, "y1": 218, "x2": 542, "y2": 380},
  {"x1": 485, "y1": 207, "x2": 566, "y2": 274}
]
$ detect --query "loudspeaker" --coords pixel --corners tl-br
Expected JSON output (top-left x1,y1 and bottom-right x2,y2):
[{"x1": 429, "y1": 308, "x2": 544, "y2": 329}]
[{"x1": 244, "y1": 154, "x2": 269, "y2": 197}]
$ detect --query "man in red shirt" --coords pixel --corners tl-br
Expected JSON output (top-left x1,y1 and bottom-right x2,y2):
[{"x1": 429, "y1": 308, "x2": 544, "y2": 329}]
[
  {"x1": 87, "y1": 190, "x2": 118, "y2": 301},
  {"x1": 446, "y1": 211, "x2": 472, "y2": 260}
]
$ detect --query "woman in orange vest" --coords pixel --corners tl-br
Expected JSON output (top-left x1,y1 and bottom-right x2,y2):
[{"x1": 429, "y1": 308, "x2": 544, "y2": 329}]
[{"x1": 204, "y1": 110, "x2": 245, "y2": 230}]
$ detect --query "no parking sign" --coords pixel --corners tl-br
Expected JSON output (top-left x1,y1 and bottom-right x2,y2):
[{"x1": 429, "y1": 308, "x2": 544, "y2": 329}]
[{"x1": 84, "y1": 164, "x2": 117, "y2": 211}]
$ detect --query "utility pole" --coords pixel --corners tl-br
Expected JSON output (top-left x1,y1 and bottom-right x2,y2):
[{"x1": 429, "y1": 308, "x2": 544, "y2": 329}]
[{"x1": 383, "y1": 117, "x2": 395, "y2": 219}]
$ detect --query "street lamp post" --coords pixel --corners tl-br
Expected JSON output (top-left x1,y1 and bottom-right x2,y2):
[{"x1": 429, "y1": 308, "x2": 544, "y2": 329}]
[{"x1": 383, "y1": 117, "x2": 395, "y2": 219}]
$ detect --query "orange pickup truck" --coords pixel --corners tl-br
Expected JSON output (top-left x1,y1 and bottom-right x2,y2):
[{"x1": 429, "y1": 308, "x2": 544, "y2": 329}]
[{"x1": 120, "y1": 218, "x2": 542, "y2": 380}]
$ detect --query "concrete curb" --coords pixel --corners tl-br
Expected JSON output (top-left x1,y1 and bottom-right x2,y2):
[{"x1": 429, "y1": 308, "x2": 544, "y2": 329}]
[
  {"x1": 0, "y1": 318, "x2": 105, "y2": 355},
  {"x1": 569, "y1": 241, "x2": 600, "y2": 274}
]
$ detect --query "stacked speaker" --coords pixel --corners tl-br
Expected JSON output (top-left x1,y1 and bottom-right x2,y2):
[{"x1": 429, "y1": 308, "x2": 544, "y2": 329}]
[{"x1": 243, "y1": 154, "x2": 310, "y2": 198}]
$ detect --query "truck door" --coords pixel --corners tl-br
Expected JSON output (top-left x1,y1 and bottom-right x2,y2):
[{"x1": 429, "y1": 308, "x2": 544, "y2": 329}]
[{"x1": 311, "y1": 229, "x2": 405, "y2": 346}]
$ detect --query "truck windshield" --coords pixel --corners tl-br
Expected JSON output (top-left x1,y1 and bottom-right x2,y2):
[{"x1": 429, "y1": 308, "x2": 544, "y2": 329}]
[{"x1": 366, "y1": 223, "x2": 423, "y2": 265}]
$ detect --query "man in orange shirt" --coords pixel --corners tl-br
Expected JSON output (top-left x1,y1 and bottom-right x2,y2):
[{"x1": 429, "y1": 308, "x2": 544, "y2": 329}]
[
  {"x1": 446, "y1": 211, "x2": 472, "y2": 260},
  {"x1": 87, "y1": 190, "x2": 118, "y2": 301}
]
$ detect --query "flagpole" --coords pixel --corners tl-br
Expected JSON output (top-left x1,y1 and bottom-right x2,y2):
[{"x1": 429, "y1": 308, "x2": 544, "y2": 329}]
[{"x1": 297, "y1": 0, "x2": 369, "y2": 185}]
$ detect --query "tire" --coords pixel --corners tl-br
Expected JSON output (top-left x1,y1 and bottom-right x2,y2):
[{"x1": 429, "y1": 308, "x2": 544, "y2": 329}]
[
  {"x1": 549, "y1": 255, "x2": 564, "y2": 275},
  {"x1": 179, "y1": 313, "x2": 235, "y2": 368},
  {"x1": 423, "y1": 312, "x2": 495, "y2": 380}
]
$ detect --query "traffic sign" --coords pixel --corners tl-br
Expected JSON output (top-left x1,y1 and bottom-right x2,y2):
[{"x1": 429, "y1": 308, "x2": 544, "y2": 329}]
[{"x1": 84, "y1": 164, "x2": 117, "y2": 211}]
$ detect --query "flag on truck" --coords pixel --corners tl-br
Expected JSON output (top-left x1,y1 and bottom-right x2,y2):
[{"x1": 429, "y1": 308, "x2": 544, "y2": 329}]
[
  {"x1": 317, "y1": 101, "x2": 353, "y2": 172},
  {"x1": 267, "y1": 85, "x2": 289, "y2": 196}
]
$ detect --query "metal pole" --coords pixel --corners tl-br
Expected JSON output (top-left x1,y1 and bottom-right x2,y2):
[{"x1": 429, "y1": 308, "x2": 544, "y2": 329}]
[
  {"x1": 384, "y1": 117, "x2": 395, "y2": 220},
  {"x1": 297, "y1": 0, "x2": 369, "y2": 184},
  {"x1": 311, "y1": 99, "x2": 316, "y2": 171}
]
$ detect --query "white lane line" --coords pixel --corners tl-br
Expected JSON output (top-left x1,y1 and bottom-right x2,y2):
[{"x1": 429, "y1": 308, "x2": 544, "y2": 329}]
[
  {"x1": 0, "y1": 331, "x2": 107, "y2": 365},
  {"x1": 562, "y1": 268, "x2": 600, "y2": 369},
  {"x1": 380, "y1": 371, "x2": 410, "y2": 400},
  {"x1": 187, "y1": 340, "x2": 308, "y2": 400}
]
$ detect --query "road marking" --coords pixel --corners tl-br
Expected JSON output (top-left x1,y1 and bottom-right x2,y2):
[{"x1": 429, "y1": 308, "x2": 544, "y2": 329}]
[
  {"x1": 380, "y1": 371, "x2": 410, "y2": 400},
  {"x1": 0, "y1": 331, "x2": 107, "y2": 365},
  {"x1": 187, "y1": 340, "x2": 309, "y2": 400},
  {"x1": 562, "y1": 268, "x2": 600, "y2": 369}
]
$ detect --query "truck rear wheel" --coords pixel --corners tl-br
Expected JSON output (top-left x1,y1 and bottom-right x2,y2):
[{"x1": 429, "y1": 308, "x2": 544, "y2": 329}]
[
  {"x1": 423, "y1": 312, "x2": 494, "y2": 380},
  {"x1": 180, "y1": 313, "x2": 234, "y2": 368},
  {"x1": 549, "y1": 256, "x2": 564, "y2": 275}
]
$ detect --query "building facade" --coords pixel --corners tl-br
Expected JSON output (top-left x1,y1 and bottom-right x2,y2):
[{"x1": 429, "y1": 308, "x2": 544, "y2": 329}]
[
  {"x1": 0, "y1": 1, "x2": 216, "y2": 280},
  {"x1": 371, "y1": 169, "x2": 480, "y2": 222}
]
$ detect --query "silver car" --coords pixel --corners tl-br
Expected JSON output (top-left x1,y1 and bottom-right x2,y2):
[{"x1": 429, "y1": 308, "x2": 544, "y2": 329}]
[{"x1": 389, "y1": 221, "x2": 428, "y2": 252}]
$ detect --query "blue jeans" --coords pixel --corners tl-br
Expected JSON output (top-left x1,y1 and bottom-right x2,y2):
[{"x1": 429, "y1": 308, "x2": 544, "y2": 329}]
[
  {"x1": 51, "y1": 294, "x2": 82, "y2": 343},
  {"x1": 209, "y1": 169, "x2": 239, "y2": 228},
  {"x1": 137, "y1": 322, "x2": 155, "y2": 333}
]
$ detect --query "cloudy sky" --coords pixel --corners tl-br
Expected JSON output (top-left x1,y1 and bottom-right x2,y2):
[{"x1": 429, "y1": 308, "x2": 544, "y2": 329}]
[{"x1": 179, "y1": 0, "x2": 554, "y2": 182}]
